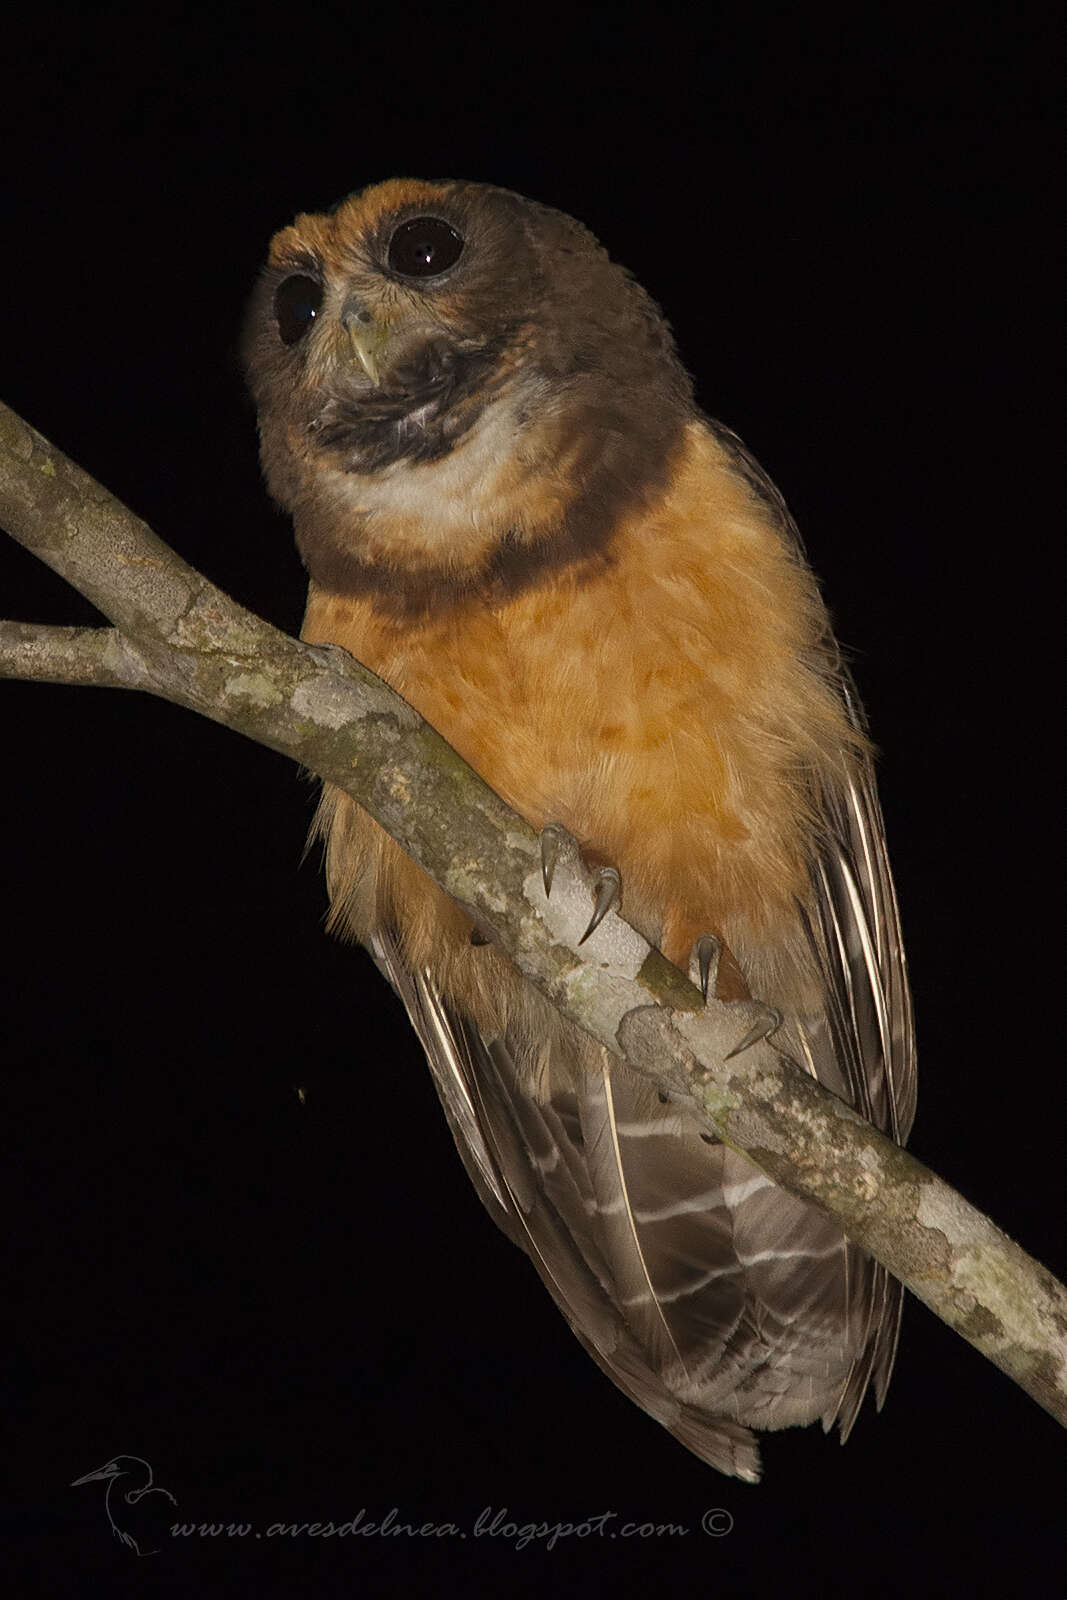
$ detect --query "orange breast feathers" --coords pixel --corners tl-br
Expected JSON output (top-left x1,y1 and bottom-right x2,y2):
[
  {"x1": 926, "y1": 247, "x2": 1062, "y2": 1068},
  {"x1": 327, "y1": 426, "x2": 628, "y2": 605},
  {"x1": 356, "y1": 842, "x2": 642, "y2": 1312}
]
[{"x1": 301, "y1": 420, "x2": 862, "y2": 996}]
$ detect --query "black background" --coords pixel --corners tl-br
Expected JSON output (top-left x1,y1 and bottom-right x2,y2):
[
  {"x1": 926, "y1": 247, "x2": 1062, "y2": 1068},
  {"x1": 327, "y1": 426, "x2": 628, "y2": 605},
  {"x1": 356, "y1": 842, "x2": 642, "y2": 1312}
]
[{"x1": 2, "y1": 5, "x2": 1061, "y2": 1595}]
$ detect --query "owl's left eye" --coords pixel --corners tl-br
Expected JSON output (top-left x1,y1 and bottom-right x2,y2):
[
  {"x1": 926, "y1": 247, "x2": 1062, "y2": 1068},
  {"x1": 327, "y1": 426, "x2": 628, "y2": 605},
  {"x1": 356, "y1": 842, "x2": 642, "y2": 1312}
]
[
  {"x1": 387, "y1": 217, "x2": 464, "y2": 279},
  {"x1": 274, "y1": 274, "x2": 324, "y2": 346}
]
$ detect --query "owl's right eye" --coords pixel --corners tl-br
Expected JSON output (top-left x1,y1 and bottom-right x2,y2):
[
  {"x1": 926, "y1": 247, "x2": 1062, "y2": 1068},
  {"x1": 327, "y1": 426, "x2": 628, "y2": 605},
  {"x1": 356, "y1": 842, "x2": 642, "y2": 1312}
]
[{"x1": 274, "y1": 275, "x2": 324, "y2": 346}]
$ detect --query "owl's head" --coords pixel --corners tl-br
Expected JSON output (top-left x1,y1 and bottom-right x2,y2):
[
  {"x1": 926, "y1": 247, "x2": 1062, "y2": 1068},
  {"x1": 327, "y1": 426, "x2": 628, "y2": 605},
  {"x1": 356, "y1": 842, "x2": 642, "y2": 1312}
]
[{"x1": 243, "y1": 179, "x2": 692, "y2": 609}]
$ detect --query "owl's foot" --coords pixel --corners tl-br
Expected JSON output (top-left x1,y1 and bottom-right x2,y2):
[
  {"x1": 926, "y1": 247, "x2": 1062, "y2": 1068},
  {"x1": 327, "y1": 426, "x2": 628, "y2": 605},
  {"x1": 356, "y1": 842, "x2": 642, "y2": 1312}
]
[
  {"x1": 690, "y1": 934, "x2": 780, "y2": 1053},
  {"x1": 537, "y1": 823, "x2": 623, "y2": 946},
  {"x1": 724, "y1": 1003, "x2": 783, "y2": 1058}
]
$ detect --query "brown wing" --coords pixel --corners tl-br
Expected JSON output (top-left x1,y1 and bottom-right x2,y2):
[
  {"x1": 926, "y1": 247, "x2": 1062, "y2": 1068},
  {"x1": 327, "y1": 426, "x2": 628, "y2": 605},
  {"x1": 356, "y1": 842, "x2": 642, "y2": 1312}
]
[
  {"x1": 706, "y1": 416, "x2": 918, "y2": 1426},
  {"x1": 372, "y1": 925, "x2": 765, "y2": 1479},
  {"x1": 793, "y1": 704, "x2": 917, "y2": 1426},
  {"x1": 372, "y1": 855, "x2": 912, "y2": 1480},
  {"x1": 808, "y1": 690, "x2": 917, "y2": 1144}
]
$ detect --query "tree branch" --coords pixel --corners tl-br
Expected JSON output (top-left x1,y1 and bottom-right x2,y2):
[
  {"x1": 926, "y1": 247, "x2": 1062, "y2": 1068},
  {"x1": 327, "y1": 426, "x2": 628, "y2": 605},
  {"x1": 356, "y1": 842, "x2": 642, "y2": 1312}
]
[
  {"x1": 0, "y1": 621, "x2": 135, "y2": 688},
  {"x1": 2, "y1": 396, "x2": 1064, "y2": 1428}
]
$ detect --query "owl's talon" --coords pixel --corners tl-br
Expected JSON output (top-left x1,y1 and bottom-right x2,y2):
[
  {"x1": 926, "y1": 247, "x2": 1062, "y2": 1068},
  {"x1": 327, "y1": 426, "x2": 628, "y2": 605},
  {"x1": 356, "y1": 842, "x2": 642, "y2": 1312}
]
[
  {"x1": 579, "y1": 866, "x2": 622, "y2": 945},
  {"x1": 692, "y1": 934, "x2": 721, "y2": 1003},
  {"x1": 539, "y1": 823, "x2": 567, "y2": 898},
  {"x1": 724, "y1": 1004, "x2": 783, "y2": 1059},
  {"x1": 470, "y1": 928, "x2": 490, "y2": 947}
]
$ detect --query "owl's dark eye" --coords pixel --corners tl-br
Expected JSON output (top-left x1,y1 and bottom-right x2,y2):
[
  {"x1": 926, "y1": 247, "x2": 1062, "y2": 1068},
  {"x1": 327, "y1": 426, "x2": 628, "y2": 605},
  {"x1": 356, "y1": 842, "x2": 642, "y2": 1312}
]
[
  {"x1": 274, "y1": 274, "x2": 324, "y2": 346},
  {"x1": 387, "y1": 217, "x2": 464, "y2": 279}
]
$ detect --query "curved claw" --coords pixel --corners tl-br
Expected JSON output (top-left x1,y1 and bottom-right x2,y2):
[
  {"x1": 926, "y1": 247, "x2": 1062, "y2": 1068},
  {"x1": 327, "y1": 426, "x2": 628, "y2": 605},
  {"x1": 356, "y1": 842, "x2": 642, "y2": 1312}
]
[
  {"x1": 692, "y1": 934, "x2": 721, "y2": 1003},
  {"x1": 469, "y1": 928, "x2": 490, "y2": 947},
  {"x1": 724, "y1": 1004, "x2": 783, "y2": 1060},
  {"x1": 539, "y1": 823, "x2": 567, "y2": 898},
  {"x1": 579, "y1": 866, "x2": 622, "y2": 945}
]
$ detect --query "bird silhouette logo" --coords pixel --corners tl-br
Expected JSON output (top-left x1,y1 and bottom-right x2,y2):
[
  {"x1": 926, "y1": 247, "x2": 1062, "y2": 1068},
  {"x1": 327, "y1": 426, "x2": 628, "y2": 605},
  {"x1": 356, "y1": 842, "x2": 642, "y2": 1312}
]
[{"x1": 71, "y1": 1454, "x2": 177, "y2": 1556}]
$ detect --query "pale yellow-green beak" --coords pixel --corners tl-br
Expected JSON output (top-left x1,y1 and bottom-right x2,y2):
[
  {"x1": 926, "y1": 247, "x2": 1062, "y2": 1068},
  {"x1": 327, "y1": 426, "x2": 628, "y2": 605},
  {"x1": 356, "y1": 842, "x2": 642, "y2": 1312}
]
[{"x1": 343, "y1": 312, "x2": 390, "y2": 387}]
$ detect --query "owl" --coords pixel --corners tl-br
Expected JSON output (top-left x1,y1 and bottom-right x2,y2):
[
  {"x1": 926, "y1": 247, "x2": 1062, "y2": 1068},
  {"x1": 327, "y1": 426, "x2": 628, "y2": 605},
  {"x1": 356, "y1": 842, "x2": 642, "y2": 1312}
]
[{"x1": 242, "y1": 178, "x2": 915, "y2": 1480}]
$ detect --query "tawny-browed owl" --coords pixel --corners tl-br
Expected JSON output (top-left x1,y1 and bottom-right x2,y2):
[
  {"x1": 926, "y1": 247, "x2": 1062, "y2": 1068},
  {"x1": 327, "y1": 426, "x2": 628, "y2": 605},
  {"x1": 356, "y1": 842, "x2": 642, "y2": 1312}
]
[{"x1": 243, "y1": 178, "x2": 915, "y2": 1481}]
